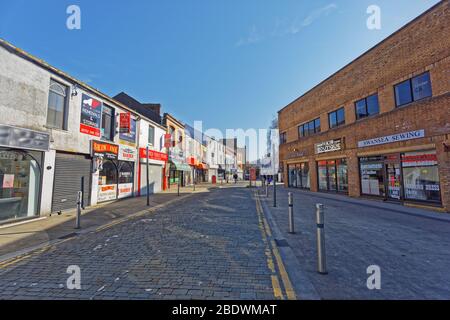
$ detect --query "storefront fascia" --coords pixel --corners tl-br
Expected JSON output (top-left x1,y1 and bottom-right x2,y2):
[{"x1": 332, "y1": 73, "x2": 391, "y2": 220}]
[
  {"x1": 138, "y1": 148, "x2": 168, "y2": 195},
  {"x1": 0, "y1": 125, "x2": 50, "y2": 223},
  {"x1": 91, "y1": 140, "x2": 119, "y2": 204}
]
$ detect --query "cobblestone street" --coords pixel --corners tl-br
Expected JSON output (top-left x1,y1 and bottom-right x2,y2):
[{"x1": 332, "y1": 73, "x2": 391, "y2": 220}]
[{"x1": 0, "y1": 186, "x2": 285, "y2": 300}]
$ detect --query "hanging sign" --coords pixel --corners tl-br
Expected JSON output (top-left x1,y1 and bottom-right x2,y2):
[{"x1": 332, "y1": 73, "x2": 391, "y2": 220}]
[{"x1": 80, "y1": 94, "x2": 102, "y2": 137}]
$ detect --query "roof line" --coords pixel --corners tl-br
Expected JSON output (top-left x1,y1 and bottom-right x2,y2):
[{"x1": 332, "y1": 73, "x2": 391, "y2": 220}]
[
  {"x1": 277, "y1": 0, "x2": 445, "y2": 114},
  {"x1": 0, "y1": 38, "x2": 165, "y2": 130}
]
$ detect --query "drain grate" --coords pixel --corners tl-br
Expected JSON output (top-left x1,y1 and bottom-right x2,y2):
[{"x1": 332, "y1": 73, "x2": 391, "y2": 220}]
[{"x1": 275, "y1": 239, "x2": 289, "y2": 247}]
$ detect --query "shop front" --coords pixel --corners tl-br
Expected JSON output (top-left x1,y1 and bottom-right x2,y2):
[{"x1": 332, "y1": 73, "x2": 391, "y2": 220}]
[
  {"x1": 92, "y1": 140, "x2": 120, "y2": 203},
  {"x1": 315, "y1": 139, "x2": 348, "y2": 193},
  {"x1": 359, "y1": 150, "x2": 441, "y2": 204},
  {"x1": 138, "y1": 148, "x2": 168, "y2": 195},
  {"x1": 0, "y1": 125, "x2": 49, "y2": 223},
  {"x1": 118, "y1": 145, "x2": 137, "y2": 199},
  {"x1": 357, "y1": 130, "x2": 441, "y2": 205}
]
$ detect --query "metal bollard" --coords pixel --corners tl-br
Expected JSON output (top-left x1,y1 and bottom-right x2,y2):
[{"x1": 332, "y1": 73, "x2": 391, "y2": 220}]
[
  {"x1": 265, "y1": 184, "x2": 268, "y2": 197},
  {"x1": 75, "y1": 191, "x2": 82, "y2": 229},
  {"x1": 316, "y1": 204, "x2": 327, "y2": 274},
  {"x1": 288, "y1": 193, "x2": 295, "y2": 234}
]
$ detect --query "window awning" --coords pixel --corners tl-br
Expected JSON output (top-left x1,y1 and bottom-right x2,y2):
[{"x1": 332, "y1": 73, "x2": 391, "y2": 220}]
[{"x1": 170, "y1": 161, "x2": 191, "y2": 172}]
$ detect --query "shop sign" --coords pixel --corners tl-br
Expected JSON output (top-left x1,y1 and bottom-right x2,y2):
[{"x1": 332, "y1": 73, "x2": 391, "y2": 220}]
[
  {"x1": 315, "y1": 139, "x2": 342, "y2": 154},
  {"x1": 286, "y1": 151, "x2": 306, "y2": 159},
  {"x1": 92, "y1": 140, "x2": 119, "y2": 160},
  {"x1": 139, "y1": 148, "x2": 168, "y2": 162},
  {"x1": 401, "y1": 152, "x2": 437, "y2": 167},
  {"x1": 358, "y1": 130, "x2": 425, "y2": 148},
  {"x1": 118, "y1": 183, "x2": 133, "y2": 199},
  {"x1": 80, "y1": 94, "x2": 102, "y2": 137},
  {"x1": 169, "y1": 147, "x2": 185, "y2": 163},
  {"x1": 118, "y1": 145, "x2": 137, "y2": 162},
  {"x1": 119, "y1": 113, "x2": 131, "y2": 134},
  {"x1": 0, "y1": 125, "x2": 50, "y2": 152},
  {"x1": 98, "y1": 185, "x2": 117, "y2": 202}
]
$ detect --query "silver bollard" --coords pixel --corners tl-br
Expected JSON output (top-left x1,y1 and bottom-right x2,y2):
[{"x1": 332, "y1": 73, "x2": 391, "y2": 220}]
[
  {"x1": 316, "y1": 203, "x2": 327, "y2": 274},
  {"x1": 75, "y1": 191, "x2": 82, "y2": 229},
  {"x1": 265, "y1": 184, "x2": 268, "y2": 197},
  {"x1": 288, "y1": 193, "x2": 295, "y2": 234}
]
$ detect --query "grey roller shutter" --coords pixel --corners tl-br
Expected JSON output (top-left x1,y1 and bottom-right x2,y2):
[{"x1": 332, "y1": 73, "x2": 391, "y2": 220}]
[{"x1": 52, "y1": 152, "x2": 91, "y2": 213}]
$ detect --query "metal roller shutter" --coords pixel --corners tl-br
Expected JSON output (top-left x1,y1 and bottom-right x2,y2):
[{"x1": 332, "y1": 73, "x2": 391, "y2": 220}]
[{"x1": 52, "y1": 152, "x2": 91, "y2": 213}]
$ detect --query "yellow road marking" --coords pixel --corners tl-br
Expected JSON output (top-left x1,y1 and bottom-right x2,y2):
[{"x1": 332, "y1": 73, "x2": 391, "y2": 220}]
[
  {"x1": 254, "y1": 190, "x2": 297, "y2": 300},
  {"x1": 271, "y1": 275, "x2": 285, "y2": 300}
]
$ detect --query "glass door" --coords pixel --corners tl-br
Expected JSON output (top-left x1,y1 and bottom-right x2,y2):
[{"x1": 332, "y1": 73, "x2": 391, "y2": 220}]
[{"x1": 386, "y1": 163, "x2": 402, "y2": 200}]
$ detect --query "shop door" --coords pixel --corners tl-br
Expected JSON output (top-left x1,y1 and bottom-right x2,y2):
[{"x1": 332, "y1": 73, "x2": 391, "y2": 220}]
[
  {"x1": 52, "y1": 153, "x2": 91, "y2": 213},
  {"x1": 385, "y1": 163, "x2": 402, "y2": 200}
]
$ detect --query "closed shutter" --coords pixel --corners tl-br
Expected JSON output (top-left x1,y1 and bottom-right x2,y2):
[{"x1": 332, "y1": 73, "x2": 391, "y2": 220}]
[{"x1": 52, "y1": 153, "x2": 91, "y2": 213}]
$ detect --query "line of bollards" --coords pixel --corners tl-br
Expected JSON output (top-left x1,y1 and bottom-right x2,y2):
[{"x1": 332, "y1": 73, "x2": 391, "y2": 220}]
[
  {"x1": 284, "y1": 194, "x2": 327, "y2": 274},
  {"x1": 75, "y1": 190, "x2": 82, "y2": 229}
]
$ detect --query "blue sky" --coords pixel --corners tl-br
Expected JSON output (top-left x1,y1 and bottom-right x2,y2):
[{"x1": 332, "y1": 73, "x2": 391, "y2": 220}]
[{"x1": 0, "y1": 0, "x2": 441, "y2": 141}]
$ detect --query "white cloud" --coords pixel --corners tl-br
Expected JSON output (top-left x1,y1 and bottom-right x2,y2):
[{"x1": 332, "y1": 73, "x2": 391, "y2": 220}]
[{"x1": 302, "y1": 3, "x2": 338, "y2": 27}]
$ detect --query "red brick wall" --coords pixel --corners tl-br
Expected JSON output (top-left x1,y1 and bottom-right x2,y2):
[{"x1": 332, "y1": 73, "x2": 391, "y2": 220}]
[{"x1": 279, "y1": 1, "x2": 450, "y2": 211}]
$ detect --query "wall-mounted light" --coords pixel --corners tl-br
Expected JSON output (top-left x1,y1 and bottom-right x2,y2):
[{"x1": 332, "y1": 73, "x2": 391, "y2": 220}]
[{"x1": 71, "y1": 84, "x2": 79, "y2": 97}]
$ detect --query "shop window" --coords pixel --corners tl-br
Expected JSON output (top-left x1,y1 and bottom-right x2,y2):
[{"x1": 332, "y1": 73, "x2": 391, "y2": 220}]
[
  {"x1": 317, "y1": 161, "x2": 328, "y2": 191},
  {"x1": 317, "y1": 159, "x2": 347, "y2": 193},
  {"x1": 0, "y1": 150, "x2": 41, "y2": 222},
  {"x1": 402, "y1": 151, "x2": 440, "y2": 203},
  {"x1": 360, "y1": 157, "x2": 385, "y2": 197},
  {"x1": 328, "y1": 107, "x2": 345, "y2": 129},
  {"x1": 99, "y1": 160, "x2": 117, "y2": 185},
  {"x1": 119, "y1": 162, "x2": 134, "y2": 184},
  {"x1": 395, "y1": 72, "x2": 432, "y2": 107},
  {"x1": 337, "y1": 159, "x2": 348, "y2": 192},
  {"x1": 47, "y1": 79, "x2": 68, "y2": 130},
  {"x1": 355, "y1": 94, "x2": 380, "y2": 120},
  {"x1": 101, "y1": 105, "x2": 115, "y2": 141}
]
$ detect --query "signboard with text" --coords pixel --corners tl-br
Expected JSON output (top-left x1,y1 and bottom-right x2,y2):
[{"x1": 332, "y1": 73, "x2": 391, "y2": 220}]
[
  {"x1": 139, "y1": 148, "x2": 168, "y2": 162},
  {"x1": 358, "y1": 130, "x2": 425, "y2": 148},
  {"x1": 119, "y1": 113, "x2": 131, "y2": 134},
  {"x1": 315, "y1": 139, "x2": 342, "y2": 154},
  {"x1": 80, "y1": 94, "x2": 102, "y2": 137},
  {"x1": 92, "y1": 140, "x2": 119, "y2": 160}
]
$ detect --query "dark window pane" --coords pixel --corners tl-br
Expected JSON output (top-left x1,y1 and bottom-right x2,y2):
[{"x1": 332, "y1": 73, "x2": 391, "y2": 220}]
[
  {"x1": 395, "y1": 80, "x2": 413, "y2": 106},
  {"x1": 329, "y1": 112, "x2": 337, "y2": 129},
  {"x1": 299, "y1": 125, "x2": 304, "y2": 138},
  {"x1": 308, "y1": 121, "x2": 315, "y2": 135},
  {"x1": 366, "y1": 94, "x2": 380, "y2": 116},
  {"x1": 101, "y1": 105, "x2": 114, "y2": 141},
  {"x1": 47, "y1": 80, "x2": 67, "y2": 129},
  {"x1": 412, "y1": 72, "x2": 432, "y2": 101},
  {"x1": 337, "y1": 108, "x2": 345, "y2": 126},
  {"x1": 314, "y1": 118, "x2": 321, "y2": 133},
  {"x1": 355, "y1": 99, "x2": 367, "y2": 119}
]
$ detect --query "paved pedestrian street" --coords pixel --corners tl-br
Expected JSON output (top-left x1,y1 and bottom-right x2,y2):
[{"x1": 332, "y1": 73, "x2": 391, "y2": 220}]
[{"x1": 0, "y1": 186, "x2": 291, "y2": 300}]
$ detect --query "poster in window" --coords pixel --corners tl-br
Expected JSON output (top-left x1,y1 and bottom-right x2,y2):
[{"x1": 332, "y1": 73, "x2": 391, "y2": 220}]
[
  {"x1": 80, "y1": 94, "x2": 102, "y2": 137},
  {"x1": 119, "y1": 119, "x2": 136, "y2": 144},
  {"x1": 2, "y1": 174, "x2": 15, "y2": 188},
  {"x1": 98, "y1": 185, "x2": 117, "y2": 202}
]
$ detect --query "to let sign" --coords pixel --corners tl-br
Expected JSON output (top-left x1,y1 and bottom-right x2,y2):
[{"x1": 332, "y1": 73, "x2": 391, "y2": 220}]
[
  {"x1": 80, "y1": 94, "x2": 102, "y2": 137},
  {"x1": 119, "y1": 113, "x2": 131, "y2": 134}
]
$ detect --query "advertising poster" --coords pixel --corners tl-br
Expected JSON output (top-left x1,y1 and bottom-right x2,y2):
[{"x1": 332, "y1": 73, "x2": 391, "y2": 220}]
[
  {"x1": 2, "y1": 174, "x2": 15, "y2": 188},
  {"x1": 119, "y1": 113, "x2": 131, "y2": 134},
  {"x1": 80, "y1": 94, "x2": 102, "y2": 137},
  {"x1": 119, "y1": 119, "x2": 136, "y2": 144},
  {"x1": 98, "y1": 185, "x2": 117, "y2": 202},
  {"x1": 118, "y1": 183, "x2": 133, "y2": 199}
]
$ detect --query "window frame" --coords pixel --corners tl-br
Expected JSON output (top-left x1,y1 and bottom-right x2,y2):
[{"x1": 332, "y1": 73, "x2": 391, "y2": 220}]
[
  {"x1": 355, "y1": 94, "x2": 380, "y2": 120},
  {"x1": 101, "y1": 104, "x2": 115, "y2": 142},
  {"x1": 298, "y1": 118, "x2": 321, "y2": 138},
  {"x1": 394, "y1": 72, "x2": 432, "y2": 108},
  {"x1": 46, "y1": 79, "x2": 69, "y2": 130},
  {"x1": 328, "y1": 107, "x2": 345, "y2": 129},
  {"x1": 148, "y1": 125, "x2": 155, "y2": 146}
]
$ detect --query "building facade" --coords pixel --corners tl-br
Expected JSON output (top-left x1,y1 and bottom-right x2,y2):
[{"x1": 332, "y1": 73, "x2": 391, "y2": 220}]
[{"x1": 278, "y1": 1, "x2": 450, "y2": 212}]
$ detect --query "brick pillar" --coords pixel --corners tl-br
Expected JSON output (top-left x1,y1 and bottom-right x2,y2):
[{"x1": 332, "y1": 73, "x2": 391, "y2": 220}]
[
  {"x1": 347, "y1": 150, "x2": 360, "y2": 198},
  {"x1": 310, "y1": 158, "x2": 318, "y2": 192},
  {"x1": 437, "y1": 141, "x2": 450, "y2": 212}
]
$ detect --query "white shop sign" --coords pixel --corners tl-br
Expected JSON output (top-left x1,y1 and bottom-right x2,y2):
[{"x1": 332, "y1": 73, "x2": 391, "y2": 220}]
[
  {"x1": 118, "y1": 145, "x2": 137, "y2": 162},
  {"x1": 358, "y1": 130, "x2": 425, "y2": 148},
  {"x1": 118, "y1": 183, "x2": 133, "y2": 199},
  {"x1": 315, "y1": 139, "x2": 342, "y2": 154},
  {"x1": 98, "y1": 184, "x2": 117, "y2": 202}
]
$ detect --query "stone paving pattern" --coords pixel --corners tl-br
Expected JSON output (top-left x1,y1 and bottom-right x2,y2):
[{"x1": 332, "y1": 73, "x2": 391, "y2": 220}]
[{"x1": 0, "y1": 186, "x2": 275, "y2": 300}]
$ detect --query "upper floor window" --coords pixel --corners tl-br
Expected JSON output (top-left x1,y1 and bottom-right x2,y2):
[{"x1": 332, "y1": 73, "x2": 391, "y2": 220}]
[
  {"x1": 328, "y1": 107, "x2": 345, "y2": 129},
  {"x1": 395, "y1": 72, "x2": 432, "y2": 107},
  {"x1": 47, "y1": 79, "x2": 69, "y2": 130},
  {"x1": 148, "y1": 125, "x2": 155, "y2": 146},
  {"x1": 280, "y1": 132, "x2": 287, "y2": 144},
  {"x1": 355, "y1": 94, "x2": 380, "y2": 120},
  {"x1": 101, "y1": 105, "x2": 115, "y2": 141},
  {"x1": 298, "y1": 118, "x2": 321, "y2": 138}
]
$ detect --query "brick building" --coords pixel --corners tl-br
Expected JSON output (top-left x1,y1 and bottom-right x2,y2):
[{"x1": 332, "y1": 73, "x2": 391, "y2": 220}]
[{"x1": 278, "y1": 1, "x2": 450, "y2": 212}]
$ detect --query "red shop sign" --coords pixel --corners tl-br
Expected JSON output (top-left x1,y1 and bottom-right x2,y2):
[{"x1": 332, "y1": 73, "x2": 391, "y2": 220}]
[
  {"x1": 139, "y1": 148, "x2": 168, "y2": 162},
  {"x1": 119, "y1": 113, "x2": 131, "y2": 133}
]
